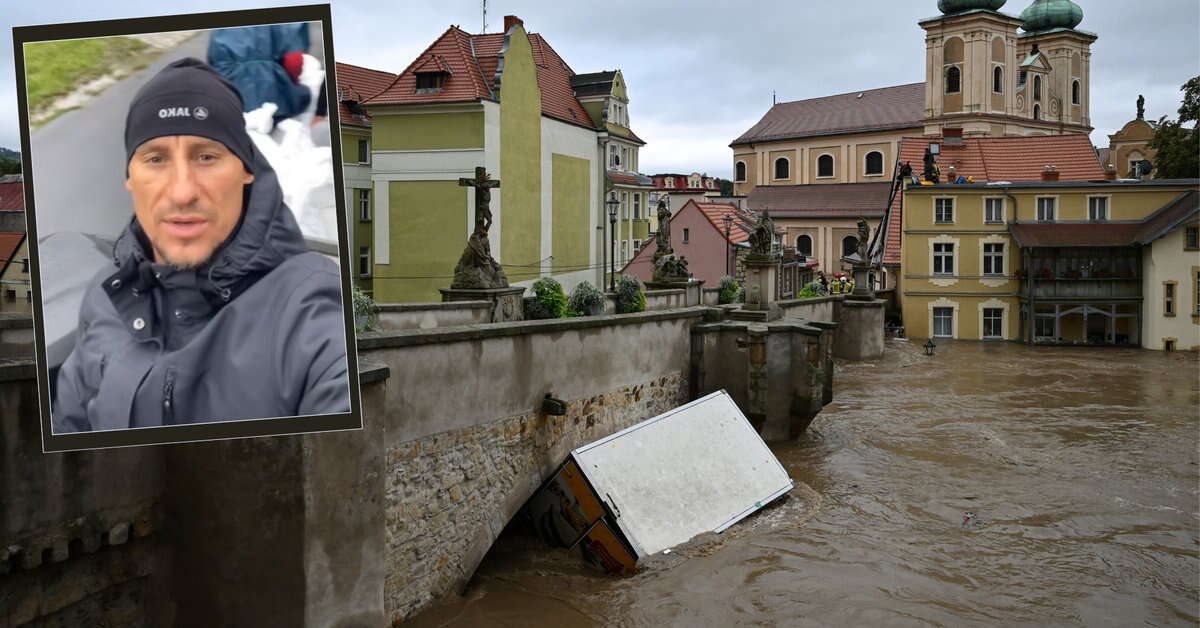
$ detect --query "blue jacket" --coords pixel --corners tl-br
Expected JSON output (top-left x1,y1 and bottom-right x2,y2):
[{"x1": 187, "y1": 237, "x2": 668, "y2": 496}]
[
  {"x1": 52, "y1": 146, "x2": 350, "y2": 432},
  {"x1": 207, "y1": 24, "x2": 312, "y2": 122}
]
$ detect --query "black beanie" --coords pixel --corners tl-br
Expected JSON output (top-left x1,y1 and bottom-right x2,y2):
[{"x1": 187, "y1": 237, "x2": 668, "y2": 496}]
[{"x1": 124, "y1": 57, "x2": 255, "y2": 173}]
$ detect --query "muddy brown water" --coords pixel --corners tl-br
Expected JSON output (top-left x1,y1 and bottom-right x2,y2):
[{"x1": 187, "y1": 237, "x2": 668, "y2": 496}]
[{"x1": 410, "y1": 341, "x2": 1200, "y2": 627}]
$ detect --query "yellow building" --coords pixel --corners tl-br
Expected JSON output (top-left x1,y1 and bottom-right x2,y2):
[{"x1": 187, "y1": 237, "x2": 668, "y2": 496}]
[
  {"x1": 901, "y1": 178, "x2": 1198, "y2": 348},
  {"x1": 0, "y1": 233, "x2": 31, "y2": 314}
]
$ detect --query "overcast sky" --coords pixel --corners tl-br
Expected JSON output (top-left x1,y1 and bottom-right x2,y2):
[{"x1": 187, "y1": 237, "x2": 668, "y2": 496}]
[{"x1": 2, "y1": 1, "x2": 1197, "y2": 179}]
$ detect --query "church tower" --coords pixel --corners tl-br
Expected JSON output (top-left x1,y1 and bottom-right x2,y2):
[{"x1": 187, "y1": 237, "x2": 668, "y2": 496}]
[{"x1": 920, "y1": 0, "x2": 1094, "y2": 137}]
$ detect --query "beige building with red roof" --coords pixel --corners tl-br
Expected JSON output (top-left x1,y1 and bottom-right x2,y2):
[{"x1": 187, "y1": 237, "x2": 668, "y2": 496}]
[
  {"x1": 732, "y1": 2, "x2": 1100, "y2": 198},
  {"x1": 335, "y1": 16, "x2": 653, "y2": 302},
  {"x1": 892, "y1": 131, "x2": 1198, "y2": 348},
  {"x1": 0, "y1": 232, "x2": 30, "y2": 313}
]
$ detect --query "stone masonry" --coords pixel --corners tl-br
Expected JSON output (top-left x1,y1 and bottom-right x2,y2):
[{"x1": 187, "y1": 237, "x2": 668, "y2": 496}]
[{"x1": 383, "y1": 372, "x2": 687, "y2": 620}]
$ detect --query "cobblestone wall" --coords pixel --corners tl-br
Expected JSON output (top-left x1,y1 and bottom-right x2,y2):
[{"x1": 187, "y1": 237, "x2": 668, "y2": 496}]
[{"x1": 383, "y1": 372, "x2": 687, "y2": 620}]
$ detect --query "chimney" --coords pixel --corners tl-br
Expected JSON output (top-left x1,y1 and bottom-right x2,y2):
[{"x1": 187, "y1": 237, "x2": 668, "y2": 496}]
[
  {"x1": 504, "y1": 15, "x2": 523, "y2": 32},
  {"x1": 1041, "y1": 165, "x2": 1059, "y2": 182},
  {"x1": 1104, "y1": 164, "x2": 1118, "y2": 181}
]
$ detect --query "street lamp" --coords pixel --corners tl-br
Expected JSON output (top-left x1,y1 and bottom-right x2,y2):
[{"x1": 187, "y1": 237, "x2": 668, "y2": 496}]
[
  {"x1": 923, "y1": 339, "x2": 936, "y2": 356},
  {"x1": 722, "y1": 214, "x2": 733, "y2": 276},
  {"x1": 606, "y1": 192, "x2": 619, "y2": 291}
]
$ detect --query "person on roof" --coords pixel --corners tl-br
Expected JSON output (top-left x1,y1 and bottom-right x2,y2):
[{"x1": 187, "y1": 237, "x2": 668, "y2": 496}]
[{"x1": 52, "y1": 58, "x2": 350, "y2": 433}]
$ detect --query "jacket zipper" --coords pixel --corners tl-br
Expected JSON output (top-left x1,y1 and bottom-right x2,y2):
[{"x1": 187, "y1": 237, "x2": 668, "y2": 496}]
[{"x1": 162, "y1": 367, "x2": 176, "y2": 425}]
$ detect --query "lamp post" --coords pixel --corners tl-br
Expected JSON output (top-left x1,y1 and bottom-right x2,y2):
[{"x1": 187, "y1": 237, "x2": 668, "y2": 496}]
[
  {"x1": 923, "y1": 339, "x2": 936, "y2": 356},
  {"x1": 722, "y1": 214, "x2": 733, "y2": 276},
  {"x1": 607, "y1": 192, "x2": 619, "y2": 291}
]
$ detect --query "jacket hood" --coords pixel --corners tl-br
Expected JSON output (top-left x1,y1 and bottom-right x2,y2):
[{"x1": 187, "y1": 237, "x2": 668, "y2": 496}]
[{"x1": 113, "y1": 142, "x2": 309, "y2": 302}]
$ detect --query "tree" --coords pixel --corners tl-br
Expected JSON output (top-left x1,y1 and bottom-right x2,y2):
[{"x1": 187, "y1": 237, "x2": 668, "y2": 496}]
[
  {"x1": 0, "y1": 158, "x2": 20, "y2": 175},
  {"x1": 1147, "y1": 76, "x2": 1199, "y2": 179},
  {"x1": 716, "y1": 177, "x2": 733, "y2": 196}
]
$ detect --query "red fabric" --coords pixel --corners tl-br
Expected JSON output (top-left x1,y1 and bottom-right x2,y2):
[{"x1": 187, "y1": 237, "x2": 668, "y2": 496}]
[{"x1": 282, "y1": 51, "x2": 304, "y2": 83}]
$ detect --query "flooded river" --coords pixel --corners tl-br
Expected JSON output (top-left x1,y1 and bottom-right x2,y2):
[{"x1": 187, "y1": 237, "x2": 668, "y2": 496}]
[{"x1": 411, "y1": 341, "x2": 1200, "y2": 627}]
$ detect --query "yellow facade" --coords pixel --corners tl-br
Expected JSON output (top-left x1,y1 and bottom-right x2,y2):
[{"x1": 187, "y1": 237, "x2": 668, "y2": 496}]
[
  {"x1": 899, "y1": 182, "x2": 1199, "y2": 344},
  {"x1": 0, "y1": 236, "x2": 31, "y2": 314}
]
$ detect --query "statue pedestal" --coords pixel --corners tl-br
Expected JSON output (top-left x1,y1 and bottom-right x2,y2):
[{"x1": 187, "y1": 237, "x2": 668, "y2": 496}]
[
  {"x1": 833, "y1": 297, "x2": 885, "y2": 360},
  {"x1": 730, "y1": 257, "x2": 781, "y2": 322},
  {"x1": 846, "y1": 263, "x2": 876, "y2": 302},
  {"x1": 644, "y1": 279, "x2": 704, "y2": 307},
  {"x1": 440, "y1": 286, "x2": 526, "y2": 323}
]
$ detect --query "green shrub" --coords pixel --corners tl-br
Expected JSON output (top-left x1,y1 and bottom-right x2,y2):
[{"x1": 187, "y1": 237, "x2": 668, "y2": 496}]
[
  {"x1": 616, "y1": 275, "x2": 646, "y2": 313},
  {"x1": 567, "y1": 280, "x2": 605, "y2": 316},
  {"x1": 717, "y1": 275, "x2": 743, "y2": 304},
  {"x1": 352, "y1": 288, "x2": 377, "y2": 332},
  {"x1": 527, "y1": 277, "x2": 568, "y2": 319},
  {"x1": 797, "y1": 284, "x2": 822, "y2": 298}
]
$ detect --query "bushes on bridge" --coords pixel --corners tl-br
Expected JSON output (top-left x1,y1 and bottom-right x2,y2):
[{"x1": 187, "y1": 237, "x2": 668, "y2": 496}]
[
  {"x1": 616, "y1": 275, "x2": 646, "y2": 313},
  {"x1": 718, "y1": 275, "x2": 743, "y2": 304},
  {"x1": 525, "y1": 277, "x2": 569, "y2": 319},
  {"x1": 567, "y1": 280, "x2": 606, "y2": 316}
]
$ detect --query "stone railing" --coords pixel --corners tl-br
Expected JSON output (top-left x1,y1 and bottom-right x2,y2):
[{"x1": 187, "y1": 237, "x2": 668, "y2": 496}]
[{"x1": 374, "y1": 300, "x2": 491, "y2": 330}]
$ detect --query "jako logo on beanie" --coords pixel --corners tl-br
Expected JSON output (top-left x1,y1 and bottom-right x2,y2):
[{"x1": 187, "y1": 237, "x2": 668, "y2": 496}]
[{"x1": 158, "y1": 106, "x2": 198, "y2": 119}]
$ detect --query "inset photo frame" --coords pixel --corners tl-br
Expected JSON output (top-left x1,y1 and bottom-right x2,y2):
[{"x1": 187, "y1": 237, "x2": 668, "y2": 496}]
[{"x1": 12, "y1": 4, "x2": 363, "y2": 451}]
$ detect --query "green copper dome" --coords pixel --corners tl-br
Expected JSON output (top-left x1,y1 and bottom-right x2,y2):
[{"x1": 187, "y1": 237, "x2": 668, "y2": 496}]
[
  {"x1": 938, "y1": 0, "x2": 1007, "y2": 14},
  {"x1": 1020, "y1": 0, "x2": 1083, "y2": 32}
]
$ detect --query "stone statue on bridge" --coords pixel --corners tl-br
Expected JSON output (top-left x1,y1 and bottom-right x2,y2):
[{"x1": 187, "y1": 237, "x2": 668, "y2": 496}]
[
  {"x1": 856, "y1": 218, "x2": 871, "y2": 263},
  {"x1": 652, "y1": 198, "x2": 690, "y2": 282},
  {"x1": 452, "y1": 167, "x2": 508, "y2": 289},
  {"x1": 747, "y1": 208, "x2": 777, "y2": 259}
]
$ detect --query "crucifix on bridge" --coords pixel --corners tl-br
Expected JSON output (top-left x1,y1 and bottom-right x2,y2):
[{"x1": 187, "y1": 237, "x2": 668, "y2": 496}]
[{"x1": 459, "y1": 166, "x2": 500, "y2": 235}]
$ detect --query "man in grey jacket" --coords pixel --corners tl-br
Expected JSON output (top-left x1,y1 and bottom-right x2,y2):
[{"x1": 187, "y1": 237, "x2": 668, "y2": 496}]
[{"x1": 53, "y1": 58, "x2": 350, "y2": 433}]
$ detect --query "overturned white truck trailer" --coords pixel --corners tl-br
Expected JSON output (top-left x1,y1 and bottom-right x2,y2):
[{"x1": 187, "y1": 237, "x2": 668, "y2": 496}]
[{"x1": 525, "y1": 390, "x2": 795, "y2": 573}]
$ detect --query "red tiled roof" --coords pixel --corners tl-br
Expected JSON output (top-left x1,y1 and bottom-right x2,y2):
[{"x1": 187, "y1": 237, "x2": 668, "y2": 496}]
[
  {"x1": 610, "y1": 127, "x2": 645, "y2": 144},
  {"x1": 608, "y1": 172, "x2": 641, "y2": 185},
  {"x1": 692, "y1": 201, "x2": 756, "y2": 244},
  {"x1": 1010, "y1": 222, "x2": 1143, "y2": 247},
  {"x1": 881, "y1": 134, "x2": 1107, "y2": 264},
  {"x1": 365, "y1": 27, "x2": 492, "y2": 106},
  {"x1": 0, "y1": 232, "x2": 24, "y2": 272},
  {"x1": 0, "y1": 182, "x2": 24, "y2": 212},
  {"x1": 364, "y1": 26, "x2": 595, "y2": 129},
  {"x1": 747, "y1": 183, "x2": 890, "y2": 218},
  {"x1": 334, "y1": 62, "x2": 397, "y2": 127},
  {"x1": 732, "y1": 83, "x2": 925, "y2": 145},
  {"x1": 528, "y1": 34, "x2": 593, "y2": 127}
]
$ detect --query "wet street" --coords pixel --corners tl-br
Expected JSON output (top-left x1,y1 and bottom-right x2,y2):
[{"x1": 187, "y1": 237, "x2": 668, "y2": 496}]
[{"x1": 411, "y1": 341, "x2": 1200, "y2": 627}]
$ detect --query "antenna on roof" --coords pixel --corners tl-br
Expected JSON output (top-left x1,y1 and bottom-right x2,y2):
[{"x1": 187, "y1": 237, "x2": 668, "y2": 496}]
[
  {"x1": 482, "y1": 0, "x2": 488, "y2": 33},
  {"x1": 773, "y1": 90, "x2": 776, "y2": 105}
]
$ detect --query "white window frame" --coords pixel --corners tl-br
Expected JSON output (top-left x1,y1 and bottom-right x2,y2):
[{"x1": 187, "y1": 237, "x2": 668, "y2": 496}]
[
  {"x1": 735, "y1": 160, "x2": 747, "y2": 183},
  {"x1": 358, "y1": 188, "x2": 371, "y2": 222},
  {"x1": 934, "y1": 197, "x2": 955, "y2": 224},
  {"x1": 933, "y1": 242, "x2": 955, "y2": 275},
  {"x1": 633, "y1": 193, "x2": 641, "y2": 219},
  {"x1": 633, "y1": 239, "x2": 641, "y2": 252},
  {"x1": 982, "y1": 242, "x2": 1004, "y2": 276},
  {"x1": 983, "y1": 197, "x2": 1005, "y2": 224},
  {"x1": 1036, "y1": 196, "x2": 1057, "y2": 222},
  {"x1": 1164, "y1": 281, "x2": 1177, "y2": 317},
  {"x1": 665, "y1": 178, "x2": 675, "y2": 189},
  {"x1": 621, "y1": 192, "x2": 629, "y2": 219},
  {"x1": 933, "y1": 307, "x2": 954, "y2": 338},
  {"x1": 358, "y1": 245, "x2": 372, "y2": 278},
  {"x1": 773, "y1": 157, "x2": 791, "y2": 181},
  {"x1": 982, "y1": 308, "x2": 1003, "y2": 339},
  {"x1": 816, "y1": 153, "x2": 835, "y2": 179},
  {"x1": 1087, "y1": 195, "x2": 1109, "y2": 222},
  {"x1": 863, "y1": 150, "x2": 885, "y2": 176},
  {"x1": 357, "y1": 138, "x2": 370, "y2": 164}
]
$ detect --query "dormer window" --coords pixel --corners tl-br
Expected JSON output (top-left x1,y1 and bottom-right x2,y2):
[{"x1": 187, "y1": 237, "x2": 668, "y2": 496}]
[
  {"x1": 413, "y1": 54, "x2": 453, "y2": 94},
  {"x1": 416, "y1": 72, "x2": 447, "y2": 93}
]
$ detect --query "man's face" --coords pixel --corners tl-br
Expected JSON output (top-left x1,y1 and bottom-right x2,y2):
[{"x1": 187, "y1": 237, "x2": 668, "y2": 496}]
[{"x1": 126, "y1": 135, "x2": 253, "y2": 268}]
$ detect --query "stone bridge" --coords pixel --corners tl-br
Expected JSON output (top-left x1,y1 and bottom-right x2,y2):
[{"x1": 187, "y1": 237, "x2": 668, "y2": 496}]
[{"x1": 1, "y1": 294, "x2": 874, "y2": 625}]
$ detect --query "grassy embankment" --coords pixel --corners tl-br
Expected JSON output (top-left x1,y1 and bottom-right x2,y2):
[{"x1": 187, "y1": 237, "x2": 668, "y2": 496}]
[{"x1": 23, "y1": 37, "x2": 151, "y2": 126}]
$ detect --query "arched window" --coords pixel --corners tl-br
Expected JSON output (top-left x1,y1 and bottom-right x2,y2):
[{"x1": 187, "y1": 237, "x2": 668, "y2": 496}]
[
  {"x1": 735, "y1": 161, "x2": 746, "y2": 182},
  {"x1": 1033, "y1": 75, "x2": 1041, "y2": 100},
  {"x1": 842, "y1": 236, "x2": 858, "y2": 258},
  {"x1": 774, "y1": 157, "x2": 790, "y2": 180},
  {"x1": 797, "y1": 234, "x2": 813, "y2": 257},
  {"x1": 864, "y1": 151, "x2": 884, "y2": 176},
  {"x1": 945, "y1": 66, "x2": 961, "y2": 94},
  {"x1": 1072, "y1": 80, "x2": 1080, "y2": 105},
  {"x1": 993, "y1": 66, "x2": 1003, "y2": 94},
  {"x1": 817, "y1": 154, "x2": 834, "y2": 178},
  {"x1": 1033, "y1": 104, "x2": 1040, "y2": 120}
]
